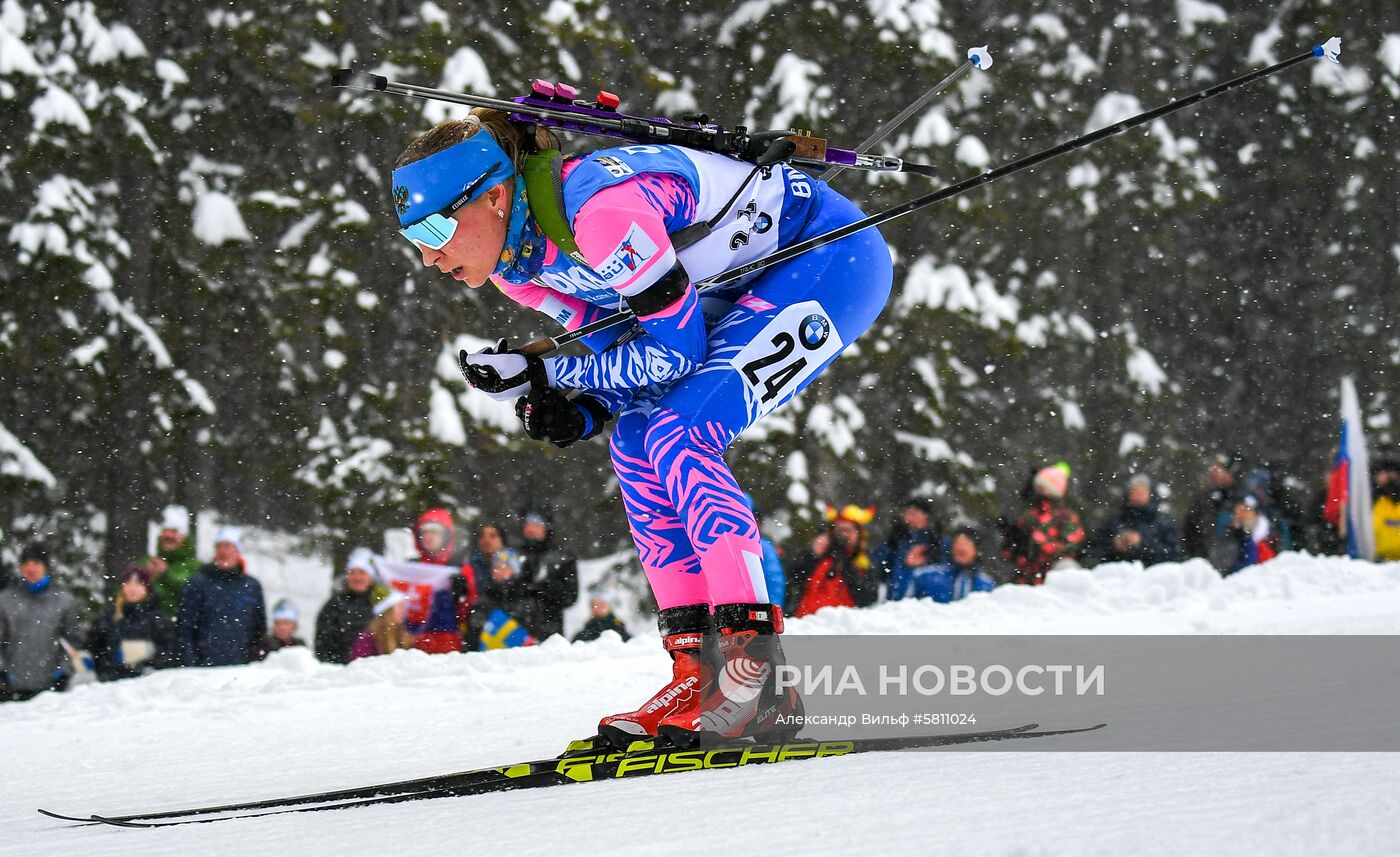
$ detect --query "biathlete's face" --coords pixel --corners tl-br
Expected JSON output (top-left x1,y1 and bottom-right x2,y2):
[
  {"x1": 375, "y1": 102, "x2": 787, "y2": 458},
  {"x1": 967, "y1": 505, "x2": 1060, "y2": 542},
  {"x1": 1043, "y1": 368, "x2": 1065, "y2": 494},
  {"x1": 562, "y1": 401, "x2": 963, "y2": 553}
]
[{"x1": 409, "y1": 181, "x2": 510, "y2": 288}]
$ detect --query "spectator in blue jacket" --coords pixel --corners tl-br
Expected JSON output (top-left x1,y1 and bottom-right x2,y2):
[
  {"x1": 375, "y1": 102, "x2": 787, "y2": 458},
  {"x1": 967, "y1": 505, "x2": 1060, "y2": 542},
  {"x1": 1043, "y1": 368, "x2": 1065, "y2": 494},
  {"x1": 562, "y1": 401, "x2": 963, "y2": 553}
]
[
  {"x1": 884, "y1": 498, "x2": 943, "y2": 602},
  {"x1": 900, "y1": 527, "x2": 996, "y2": 603},
  {"x1": 178, "y1": 527, "x2": 266, "y2": 667}
]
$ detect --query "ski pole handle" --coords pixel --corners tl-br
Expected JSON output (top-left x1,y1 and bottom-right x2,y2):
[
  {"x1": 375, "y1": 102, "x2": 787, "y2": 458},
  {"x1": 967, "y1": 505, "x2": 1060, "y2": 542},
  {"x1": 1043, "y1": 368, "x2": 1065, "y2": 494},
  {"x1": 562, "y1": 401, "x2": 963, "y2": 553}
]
[{"x1": 520, "y1": 337, "x2": 559, "y2": 357}]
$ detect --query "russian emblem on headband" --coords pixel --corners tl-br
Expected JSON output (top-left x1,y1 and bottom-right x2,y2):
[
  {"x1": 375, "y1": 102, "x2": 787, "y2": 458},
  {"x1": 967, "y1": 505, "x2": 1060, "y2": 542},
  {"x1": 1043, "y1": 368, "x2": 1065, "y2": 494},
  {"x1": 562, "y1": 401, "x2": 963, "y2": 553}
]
[{"x1": 393, "y1": 185, "x2": 410, "y2": 215}]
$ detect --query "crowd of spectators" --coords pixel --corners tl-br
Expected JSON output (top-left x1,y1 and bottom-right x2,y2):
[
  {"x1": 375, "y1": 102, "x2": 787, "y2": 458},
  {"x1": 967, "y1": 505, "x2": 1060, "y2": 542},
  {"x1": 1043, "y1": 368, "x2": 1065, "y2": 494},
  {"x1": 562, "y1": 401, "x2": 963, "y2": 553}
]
[
  {"x1": 777, "y1": 454, "x2": 1400, "y2": 618},
  {"x1": 0, "y1": 504, "x2": 607, "y2": 704},
  {"x1": 3, "y1": 454, "x2": 1397, "y2": 705}
]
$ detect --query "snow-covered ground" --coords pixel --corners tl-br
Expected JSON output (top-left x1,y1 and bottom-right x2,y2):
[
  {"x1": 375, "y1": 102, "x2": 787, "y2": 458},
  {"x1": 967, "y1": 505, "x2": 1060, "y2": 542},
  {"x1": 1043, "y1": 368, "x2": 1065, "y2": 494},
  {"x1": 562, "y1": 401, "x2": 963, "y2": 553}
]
[{"x1": 5, "y1": 553, "x2": 1399, "y2": 857}]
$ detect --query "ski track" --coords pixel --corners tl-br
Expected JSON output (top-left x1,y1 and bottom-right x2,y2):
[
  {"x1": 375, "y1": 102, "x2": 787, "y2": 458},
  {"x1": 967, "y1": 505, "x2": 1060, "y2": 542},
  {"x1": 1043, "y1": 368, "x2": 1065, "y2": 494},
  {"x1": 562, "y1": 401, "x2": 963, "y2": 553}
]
[{"x1": 5, "y1": 553, "x2": 1399, "y2": 857}]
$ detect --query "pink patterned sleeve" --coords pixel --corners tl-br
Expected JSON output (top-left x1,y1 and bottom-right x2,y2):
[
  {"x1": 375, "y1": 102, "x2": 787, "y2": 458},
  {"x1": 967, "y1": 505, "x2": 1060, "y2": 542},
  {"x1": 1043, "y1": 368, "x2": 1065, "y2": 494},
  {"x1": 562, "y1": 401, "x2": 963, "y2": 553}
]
[
  {"x1": 570, "y1": 180, "x2": 683, "y2": 300},
  {"x1": 543, "y1": 176, "x2": 707, "y2": 389}
]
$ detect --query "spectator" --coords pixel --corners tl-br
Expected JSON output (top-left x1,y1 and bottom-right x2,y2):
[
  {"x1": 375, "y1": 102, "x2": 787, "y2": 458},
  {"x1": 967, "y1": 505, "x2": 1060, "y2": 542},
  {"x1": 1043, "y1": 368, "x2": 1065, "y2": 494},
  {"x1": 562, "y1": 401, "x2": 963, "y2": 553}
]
[
  {"x1": 470, "y1": 522, "x2": 508, "y2": 575},
  {"x1": 1183, "y1": 451, "x2": 1243, "y2": 571},
  {"x1": 507, "y1": 509, "x2": 579, "y2": 640},
  {"x1": 1228, "y1": 495, "x2": 1280, "y2": 574},
  {"x1": 1085, "y1": 474, "x2": 1182, "y2": 567},
  {"x1": 314, "y1": 548, "x2": 386, "y2": 664},
  {"x1": 261, "y1": 599, "x2": 307, "y2": 655},
  {"x1": 459, "y1": 522, "x2": 509, "y2": 644},
  {"x1": 86, "y1": 566, "x2": 178, "y2": 682},
  {"x1": 1001, "y1": 463, "x2": 1086, "y2": 585},
  {"x1": 1243, "y1": 465, "x2": 1303, "y2": 550},
  {"x1": 572, "y1": 596, "x2": 632, "y2": 643},
  {"x1": 410, "y1": 509, "x2": 469, "y2": 654},
  {"x1": 474, "y1": 547, "x2": 535, "y2": 643},
  {"x1": 0, "y1": 543, "x2": 83, "y2": 702},
  {"x1": 178, "y1": 527, "x2": 266, "y2": 667},
  {"x1": 1372, "y1": 459, "x2": 1400, "y2": 561},
  {"x1": 884, "y1": 498, "x2": 944, "y2": 602},
  {"x1": 790, "y1": 505, "x2": 879, "y2": 617},
  {"x1": 349, "y1": 589, "x2": 414, "y2": 660},
  {"x1": 900, "y1": 527, "x2": 996, "y2": 602},
  {"x1": 477, "y1": 553, "x2": 540, "y2": 650},
  {"x1": 143, "y1": 505, "x2": 202, "y2": 617}
]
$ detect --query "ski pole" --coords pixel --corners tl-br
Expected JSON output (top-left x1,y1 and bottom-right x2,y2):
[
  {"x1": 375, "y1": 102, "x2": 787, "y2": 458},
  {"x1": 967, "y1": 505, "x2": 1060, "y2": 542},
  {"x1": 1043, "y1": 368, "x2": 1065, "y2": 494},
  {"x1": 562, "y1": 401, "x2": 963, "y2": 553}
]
[
  {"x1": 522, "y1": 38, "x2": 1342, "y2": 356},
  {"x1": 823, "y1": 46, "x2": 993, "y2": 184}
]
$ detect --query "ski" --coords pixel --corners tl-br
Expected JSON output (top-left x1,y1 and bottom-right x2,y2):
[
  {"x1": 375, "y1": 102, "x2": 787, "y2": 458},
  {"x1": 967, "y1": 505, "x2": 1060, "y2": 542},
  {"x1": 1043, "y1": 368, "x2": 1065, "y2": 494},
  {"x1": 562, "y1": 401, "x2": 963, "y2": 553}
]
[
  {"x1": 38, "y1": 732, "x2": 643, "y2": 826},
  {"x1": 57, "y1": 723, "x2": 1103, "y2": 828}
]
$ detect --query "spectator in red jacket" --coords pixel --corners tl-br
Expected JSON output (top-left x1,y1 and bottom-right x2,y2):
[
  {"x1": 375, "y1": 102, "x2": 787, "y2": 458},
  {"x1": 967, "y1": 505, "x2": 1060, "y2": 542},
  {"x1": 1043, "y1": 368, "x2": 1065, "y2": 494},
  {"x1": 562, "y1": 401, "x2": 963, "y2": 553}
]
[
  {"x1": 410, "y1": 509, "x2": 470, "y2": 654},
  {"x1": 790, "y1": 504, "x2": 879, "y2": 617}
]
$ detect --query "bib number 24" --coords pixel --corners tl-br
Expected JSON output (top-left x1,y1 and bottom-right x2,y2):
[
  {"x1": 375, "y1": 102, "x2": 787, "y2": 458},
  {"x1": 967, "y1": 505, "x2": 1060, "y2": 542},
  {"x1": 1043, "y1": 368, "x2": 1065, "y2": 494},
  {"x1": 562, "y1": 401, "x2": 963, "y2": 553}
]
[{"x1": 733, "y1": 301, "x2": 843, "y2": 415}]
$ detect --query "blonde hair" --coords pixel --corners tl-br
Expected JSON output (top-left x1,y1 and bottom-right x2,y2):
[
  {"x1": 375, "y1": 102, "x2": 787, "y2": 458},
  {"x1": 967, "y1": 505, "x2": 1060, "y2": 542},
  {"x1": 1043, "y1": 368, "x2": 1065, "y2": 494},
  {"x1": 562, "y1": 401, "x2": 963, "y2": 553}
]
[
  {"x1": 370, "y1": 609, "x2": 413, "y2": 655},
  {"x1": 393, "y1": 109, "x2": 559, "y2": 170}
]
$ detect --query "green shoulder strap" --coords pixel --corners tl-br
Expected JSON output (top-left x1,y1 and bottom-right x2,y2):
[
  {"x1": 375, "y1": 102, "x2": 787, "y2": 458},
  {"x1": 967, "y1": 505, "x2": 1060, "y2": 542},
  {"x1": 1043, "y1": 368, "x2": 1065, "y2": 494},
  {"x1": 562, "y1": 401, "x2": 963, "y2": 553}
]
[{"x1": 522, "y1": 150, "x2": 589, "y2": 267}]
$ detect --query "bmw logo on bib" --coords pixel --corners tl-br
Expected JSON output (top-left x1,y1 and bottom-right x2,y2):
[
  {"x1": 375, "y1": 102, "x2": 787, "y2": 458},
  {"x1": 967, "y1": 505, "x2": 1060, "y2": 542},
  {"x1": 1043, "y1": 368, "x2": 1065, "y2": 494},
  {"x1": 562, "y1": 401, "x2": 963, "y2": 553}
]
[{"x1": 799, "y1": 313, "x2": 830, "y2": 350}]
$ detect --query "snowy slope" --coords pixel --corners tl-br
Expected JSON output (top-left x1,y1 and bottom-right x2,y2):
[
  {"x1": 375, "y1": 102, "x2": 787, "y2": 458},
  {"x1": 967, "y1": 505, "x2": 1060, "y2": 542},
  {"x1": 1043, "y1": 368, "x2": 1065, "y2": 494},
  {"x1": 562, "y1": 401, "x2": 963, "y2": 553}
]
[{"x1": 5, "y1": 554, "x2": 1399, "y2": 857}]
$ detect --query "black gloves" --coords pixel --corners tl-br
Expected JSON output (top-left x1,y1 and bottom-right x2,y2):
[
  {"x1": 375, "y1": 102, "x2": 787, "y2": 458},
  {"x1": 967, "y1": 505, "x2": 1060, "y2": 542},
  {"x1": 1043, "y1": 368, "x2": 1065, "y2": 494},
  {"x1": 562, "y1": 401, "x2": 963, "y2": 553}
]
[{"x1": 515, "y1": 386, "x2": 612, "y2": 448}]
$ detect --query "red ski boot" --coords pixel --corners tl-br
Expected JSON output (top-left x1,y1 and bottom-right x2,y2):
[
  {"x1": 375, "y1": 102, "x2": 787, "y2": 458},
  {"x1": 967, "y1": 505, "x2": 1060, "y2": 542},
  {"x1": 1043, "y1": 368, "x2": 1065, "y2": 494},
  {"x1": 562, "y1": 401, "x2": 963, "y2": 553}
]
[
  {"x1": 657, "y1": 603, "x2": 802, "y2": 748},
  {"x1": 596, "y1": 604, "x2": 715, "y2": 748}
]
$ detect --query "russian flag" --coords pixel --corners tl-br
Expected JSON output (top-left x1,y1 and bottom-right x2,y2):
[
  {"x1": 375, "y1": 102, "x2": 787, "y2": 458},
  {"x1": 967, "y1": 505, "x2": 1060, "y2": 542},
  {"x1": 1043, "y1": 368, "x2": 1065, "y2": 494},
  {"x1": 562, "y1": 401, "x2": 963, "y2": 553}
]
[{"x1": 1324, "y1": 377, "x2": 1375, "y2": 560}]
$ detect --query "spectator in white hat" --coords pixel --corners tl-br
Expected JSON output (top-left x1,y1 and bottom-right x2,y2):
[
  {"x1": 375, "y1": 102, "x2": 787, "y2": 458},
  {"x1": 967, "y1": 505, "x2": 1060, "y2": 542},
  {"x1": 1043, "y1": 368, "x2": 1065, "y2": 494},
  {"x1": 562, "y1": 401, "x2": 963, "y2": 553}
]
[
  {"x1": 142, "y1": 505, "x2": 201, "y2": 617},
  {"x1": 259, "y1": 598, "x2": 307, "y2": 657},
  {"x1": 314, "y1": 548, "x2": 388, "y2": 665},
  {"x1": 177, "y1": 526, "x2": 265, "y2": 667}
]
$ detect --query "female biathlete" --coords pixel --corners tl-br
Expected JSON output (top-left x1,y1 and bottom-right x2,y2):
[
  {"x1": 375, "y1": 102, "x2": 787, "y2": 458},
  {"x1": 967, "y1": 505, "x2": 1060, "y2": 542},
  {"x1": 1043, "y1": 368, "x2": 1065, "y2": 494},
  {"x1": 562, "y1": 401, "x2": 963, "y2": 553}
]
[{"x1": 390, "y1": 109, "x2": 893, "y2": 748}]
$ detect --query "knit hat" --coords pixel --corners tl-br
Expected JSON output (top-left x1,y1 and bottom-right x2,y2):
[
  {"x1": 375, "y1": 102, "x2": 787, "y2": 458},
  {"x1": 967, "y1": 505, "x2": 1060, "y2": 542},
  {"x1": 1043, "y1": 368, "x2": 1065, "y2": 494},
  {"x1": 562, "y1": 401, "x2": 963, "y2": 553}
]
[
  {"x1": 371, "y1": 588, "x2": 406, "y2": 617},
  {"x1": 160, "y1": 505, "x2": 191, "y2": 536},
  {"x1": 120, "y1": 565, "x2": 152, "y2": 588},
  {"x1": 345, "y1": 547, "x2": 378, "y2": 579},
  {"x1": 1033, "y1": 465, "x2": 1070, "y2": 500},
  {"x1": 825, "y1": 504, "x2": 876, "y2": 527},
  {"x1": 19, "y1": 542, "x2": 49, "y2": 568},
  {"x1": 1127, "y1": 473, "x2": 1152, "y2": 491},
  {"x1": 271, "y1": 598, "x2": 299, "y2": 623},
  {"x1": 214, "y1": 526, "x2": 244, "y2": 554}
]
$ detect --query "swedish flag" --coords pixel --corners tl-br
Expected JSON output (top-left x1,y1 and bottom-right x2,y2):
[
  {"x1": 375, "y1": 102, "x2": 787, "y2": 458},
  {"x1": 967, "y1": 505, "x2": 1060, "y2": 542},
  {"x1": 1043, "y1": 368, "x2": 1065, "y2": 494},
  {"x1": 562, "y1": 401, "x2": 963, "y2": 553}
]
[{"x1": 479, "y1": 607, "x2": 537, "y2": 650}]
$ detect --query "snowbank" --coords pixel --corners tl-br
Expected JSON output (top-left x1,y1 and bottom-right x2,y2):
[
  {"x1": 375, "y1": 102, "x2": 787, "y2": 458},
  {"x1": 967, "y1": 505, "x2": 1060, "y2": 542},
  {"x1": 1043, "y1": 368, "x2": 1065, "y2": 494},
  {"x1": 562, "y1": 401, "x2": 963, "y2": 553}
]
[{"x1": 4, "y1": 553, "x2": 1397, "y2": 856}]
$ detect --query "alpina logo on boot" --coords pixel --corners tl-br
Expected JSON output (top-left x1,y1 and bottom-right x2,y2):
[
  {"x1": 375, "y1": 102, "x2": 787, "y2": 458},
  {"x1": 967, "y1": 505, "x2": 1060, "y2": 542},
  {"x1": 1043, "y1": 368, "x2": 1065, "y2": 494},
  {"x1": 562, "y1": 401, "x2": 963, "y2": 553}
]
[
  {"x1": 669, "y1": 634, "x2": 705, "y2": 649},
  {"x1": 643, "y1": 676, "x2": 700, "y2": 714}
]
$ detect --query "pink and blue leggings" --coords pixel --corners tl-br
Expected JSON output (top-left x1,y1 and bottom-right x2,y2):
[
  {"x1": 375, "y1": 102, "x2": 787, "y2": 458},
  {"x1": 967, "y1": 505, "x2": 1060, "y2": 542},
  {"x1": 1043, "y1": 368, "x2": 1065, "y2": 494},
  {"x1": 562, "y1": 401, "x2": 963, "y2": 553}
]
[{"x1": 610, "y1": 188, "x2": 893, "y2": 610}]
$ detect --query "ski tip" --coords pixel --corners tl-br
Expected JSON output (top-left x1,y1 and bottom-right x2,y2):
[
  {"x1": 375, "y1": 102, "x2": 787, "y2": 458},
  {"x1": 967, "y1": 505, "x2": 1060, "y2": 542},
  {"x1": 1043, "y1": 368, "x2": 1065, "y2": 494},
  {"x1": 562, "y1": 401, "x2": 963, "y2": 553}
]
[
  {"x1": 1313, "y1": 37, "x2": 1342, "y2": 64},
  {"x1": 968, "y1": 46, "x2": 994, "y2": 70},
  {"x1": 91, "y1": 814, "x2": 155, "y2": 829}
]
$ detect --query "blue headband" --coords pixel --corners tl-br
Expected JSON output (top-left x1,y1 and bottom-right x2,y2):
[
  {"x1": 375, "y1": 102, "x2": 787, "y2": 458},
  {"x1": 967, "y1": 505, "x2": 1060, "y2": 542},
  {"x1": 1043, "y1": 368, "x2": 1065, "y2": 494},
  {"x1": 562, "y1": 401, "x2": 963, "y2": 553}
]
[{"x1": 390, "y1": 133, "x2": 516, "y2": 226}]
